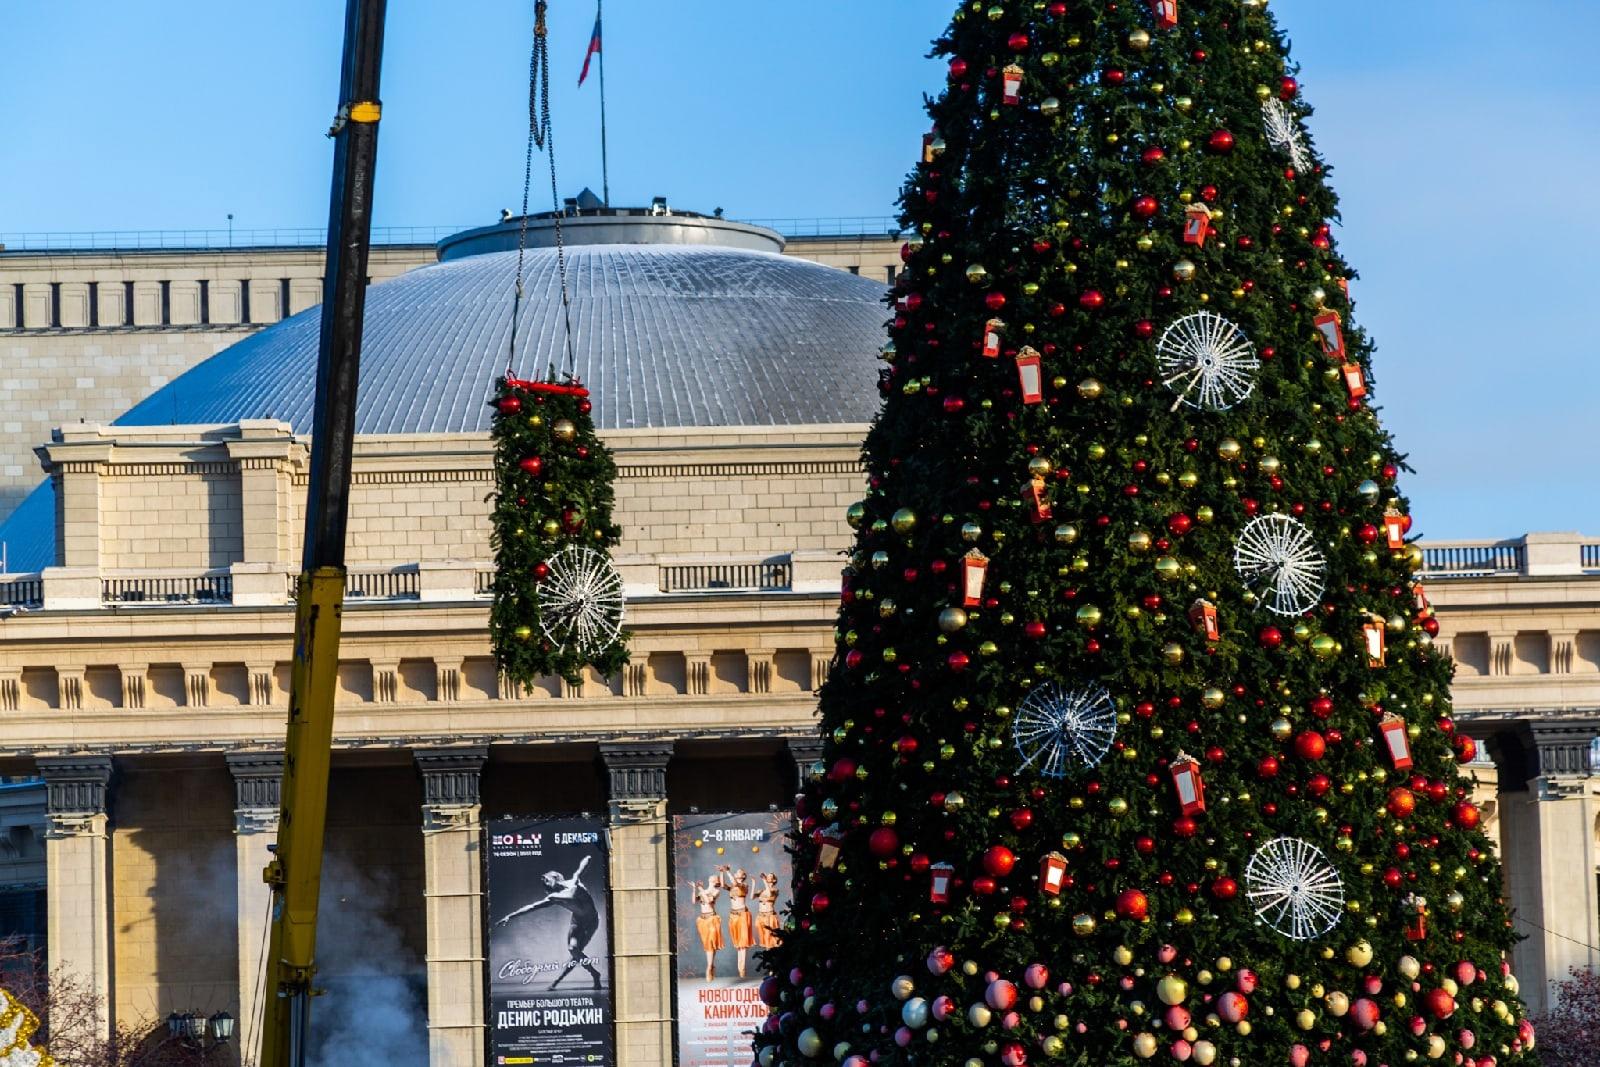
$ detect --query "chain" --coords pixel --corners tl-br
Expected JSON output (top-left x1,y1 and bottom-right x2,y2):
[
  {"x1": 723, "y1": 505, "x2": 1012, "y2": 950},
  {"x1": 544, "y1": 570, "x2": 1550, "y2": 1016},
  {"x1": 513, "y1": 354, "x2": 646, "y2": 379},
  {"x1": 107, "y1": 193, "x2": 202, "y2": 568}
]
[{"x1": 508, "y1": 0, "x2": 577, "y2": 382}]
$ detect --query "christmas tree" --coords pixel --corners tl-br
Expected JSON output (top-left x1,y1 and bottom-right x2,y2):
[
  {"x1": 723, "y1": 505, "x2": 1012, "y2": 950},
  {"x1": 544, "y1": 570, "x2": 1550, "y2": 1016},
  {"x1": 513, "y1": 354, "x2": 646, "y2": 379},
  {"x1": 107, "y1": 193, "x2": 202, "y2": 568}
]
[{"x1": 759, "y1": 3, "x2": 1535, "y2": 1066}]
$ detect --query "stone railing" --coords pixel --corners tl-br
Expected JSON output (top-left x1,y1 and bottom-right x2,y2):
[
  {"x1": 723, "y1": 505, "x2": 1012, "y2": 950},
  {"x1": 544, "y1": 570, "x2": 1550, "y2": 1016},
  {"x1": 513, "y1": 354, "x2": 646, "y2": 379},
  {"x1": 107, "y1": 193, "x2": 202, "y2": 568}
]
[
  {"x1": 1420, "y1": 533, "x2": 1600, "y2": 580},
  {"x1": 28, "y1": 550, "x2": 846, "y2": 611}
]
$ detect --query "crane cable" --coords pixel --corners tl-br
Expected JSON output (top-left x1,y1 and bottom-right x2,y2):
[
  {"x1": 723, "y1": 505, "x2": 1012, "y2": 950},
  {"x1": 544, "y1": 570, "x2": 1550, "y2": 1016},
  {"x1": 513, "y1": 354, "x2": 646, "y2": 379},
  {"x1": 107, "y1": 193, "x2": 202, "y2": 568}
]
[{"x1": 508, "y1": 0, "x2": 578, "y2": 382}]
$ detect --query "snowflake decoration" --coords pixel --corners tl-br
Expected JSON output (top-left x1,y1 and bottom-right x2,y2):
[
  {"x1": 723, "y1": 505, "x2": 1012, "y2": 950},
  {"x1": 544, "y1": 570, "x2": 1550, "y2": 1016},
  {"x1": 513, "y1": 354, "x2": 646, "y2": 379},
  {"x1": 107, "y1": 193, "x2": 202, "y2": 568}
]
[
  {"x1": 537, "y1": 545, "x2": 625, "y2": 657},
  {"x1": 1012, "y1": 682, "x2": 1117, "y2": 777},
  {"x1": 1234, "y1": 514, "x2": 1326, "y2": 617},
  {"x1": 1245, "y1": 837, "x2": 1345, "y2": 941},
  {"x1": 1262, "y1": 98, "x2": 1312, "y2": 171},
  {"x1": 1157, "y1": 312, "x2": 1260, "y2": 412}
]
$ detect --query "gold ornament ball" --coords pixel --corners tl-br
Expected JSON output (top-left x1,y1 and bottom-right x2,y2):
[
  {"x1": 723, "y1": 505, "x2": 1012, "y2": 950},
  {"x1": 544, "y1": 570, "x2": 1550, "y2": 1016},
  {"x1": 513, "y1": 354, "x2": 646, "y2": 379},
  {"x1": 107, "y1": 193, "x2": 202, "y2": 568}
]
[
  {"x1": 1217, "y1": 438, "x2": 1243, "y2": 461},
  {"x1": 987, "y1": 4, "x2": 1004, "y2": 20},
  {"x1": 1310, "y1": 634, "x2": 1339, "y2": 660},
  {"x1": 1162, "y1": 642, "x2": 1185, "y2": 666},
  {"x1": 965, "y1": 263, "x2": 990, "y2": 285},
  {"x1": 1077, "y1": 378, "x2": 1103, "y2": 399},
  {"x1": 978, "y1": 640, "x2": 999, "y2": 657},
  {"x1": 870, "y1": 519, "x2": 889, "y2": 535},
  {"x1": 1172, "y1": 259, "x2": 1198, "y2": 283},
  {"x1": 1270, "y1": 717, "x2": 1294, "y2": 741},
  {"x1": 1028, "y1": 455, "x2": 1054, "y2": 477},
  {"x1": 552, "y1": 418, "x2": 577, "y2": 442},
  {"x1": 1195, "y1": 505, "x2": 1215, "y2": 524},
  {"x1": 1055, "y1": 523, "x2": 1080, "y2": 545},
  {"x1": 1040, "y1": 96, "x2": 1062, "y2": 117},
  {"x1": 1061, "y1": 831, "x2": 1082, "y2": 850},
  {"x1": 1292, "y1": 621, "x2": 1313, "y2": 643},
  {"x1": 1157, "y1": 975, "x2": 1189, "y2": 1006},
  {"x1": 1445, "y1": 891, "x2": 1465, "y2": 913},
  {"x1": 961, "y1": 521, "x2": 983, "y2": 543},
  {"x1": 1174, "y1": 96, "x2": 1194, "y2": 114},
  {"x1": 845, "y1": 502, "x2": 866, "y2": 528},
  {"x1": 891, "y1": 508, "x2": 918, "y2": 535},
  {"x1": 1136, "y1": 234, "x2": 1155, "y2": 252},
  {"x1": 1071, "y1": 913, "x2": 1097, "y2": 937},
  {"x1": 1154, "y1": 556, "x2": 1182, "y2": 581},
  {"x1": 540, "y1": 517, "x2": 561, "y2": 536},
  {"x1": 1346, "y1": 941, "x2": 1374, "y2": 967},
  {"x1": 513, "y1": 624, "x2": 533, "y2": 641},
  {"x1": 1201, "y1": 688, "x2": 1226, "y2": 709},
  {"x1": 1128, "y1": 529, "x2": 1153, "y2": 554},
  {"x1": 1173, "y1": 907, "x2": 1195, "y2": 926},
  {"x1": 870, "y1": 550, "x2": 889, "y2": 569},
  {"x1": 939, "y1": 607, "x2": 969, "y2": 633},
  {"x1": 1075, "y1": 604, "x2": 1103, "y2": 628},
  {"x1": 1128, "y1": 27, "x2": 1151, "y2": 50},
  {"x1": 1259, "y1": 455, "x2": 1281, "y2": 475},
  {"x1": 1107, "y1": 797, "x2": 1130, "y2": 817}
]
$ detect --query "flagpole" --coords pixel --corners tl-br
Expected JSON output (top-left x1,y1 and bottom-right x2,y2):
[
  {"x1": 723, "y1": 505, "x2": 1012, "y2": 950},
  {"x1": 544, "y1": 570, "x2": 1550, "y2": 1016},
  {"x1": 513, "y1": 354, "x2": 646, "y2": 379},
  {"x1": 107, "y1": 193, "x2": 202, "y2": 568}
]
[{"x1": 597, "y1": 0, "x2": 610, "y2": 207}]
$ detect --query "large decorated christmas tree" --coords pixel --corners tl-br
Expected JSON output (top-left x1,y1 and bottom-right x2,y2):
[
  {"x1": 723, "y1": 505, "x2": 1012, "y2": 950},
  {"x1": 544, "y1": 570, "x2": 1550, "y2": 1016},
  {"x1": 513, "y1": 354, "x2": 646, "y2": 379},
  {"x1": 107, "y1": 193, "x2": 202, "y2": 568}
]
[{"x1": 759, "y1": 3, "x2": 1536, "y2": 1066}]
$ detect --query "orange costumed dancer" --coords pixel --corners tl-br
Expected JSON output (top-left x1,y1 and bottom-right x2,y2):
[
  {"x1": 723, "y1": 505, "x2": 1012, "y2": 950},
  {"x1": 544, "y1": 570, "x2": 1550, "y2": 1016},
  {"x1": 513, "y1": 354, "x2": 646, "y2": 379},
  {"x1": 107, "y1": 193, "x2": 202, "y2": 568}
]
[
  {"x1": 724, "y1": 867, "x2": 755, "y2": 979},
  {"x1": 755, "y1": 871, "x2": 782, "y2": 949},
  {"x1": 691, "y1": 878, "x2": 725, "y2": 981}
]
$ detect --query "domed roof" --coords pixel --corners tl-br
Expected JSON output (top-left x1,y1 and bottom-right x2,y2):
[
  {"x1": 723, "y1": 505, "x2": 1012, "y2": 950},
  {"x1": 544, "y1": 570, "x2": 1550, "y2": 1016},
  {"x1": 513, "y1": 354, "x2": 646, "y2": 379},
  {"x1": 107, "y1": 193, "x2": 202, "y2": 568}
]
[{"x1": 116, "y1": 243, "x2": 890, "y2": 433}]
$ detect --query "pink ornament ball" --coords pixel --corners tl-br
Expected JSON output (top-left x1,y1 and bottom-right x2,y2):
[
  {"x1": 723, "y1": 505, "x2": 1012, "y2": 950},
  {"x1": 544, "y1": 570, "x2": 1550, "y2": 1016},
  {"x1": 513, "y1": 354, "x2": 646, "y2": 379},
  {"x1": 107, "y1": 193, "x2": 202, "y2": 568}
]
[{"x1": 1024, "y1": 964, "x2": 1050, "y2": 989}]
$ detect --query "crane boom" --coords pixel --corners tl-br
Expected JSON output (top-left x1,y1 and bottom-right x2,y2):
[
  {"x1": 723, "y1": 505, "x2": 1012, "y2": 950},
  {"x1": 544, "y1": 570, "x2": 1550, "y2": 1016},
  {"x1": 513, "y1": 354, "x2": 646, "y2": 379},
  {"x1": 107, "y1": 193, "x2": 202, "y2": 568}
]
[{"x1": 259, "y1": 2, "x2": 388, "y2": 1065}]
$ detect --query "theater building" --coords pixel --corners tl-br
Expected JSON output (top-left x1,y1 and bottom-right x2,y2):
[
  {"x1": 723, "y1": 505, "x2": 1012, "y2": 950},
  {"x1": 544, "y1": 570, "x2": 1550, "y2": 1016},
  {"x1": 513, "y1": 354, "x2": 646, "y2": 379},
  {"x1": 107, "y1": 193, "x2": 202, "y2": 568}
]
[{"x1": 0, "y1": 211, "x2": 1598, "y2": 1063}]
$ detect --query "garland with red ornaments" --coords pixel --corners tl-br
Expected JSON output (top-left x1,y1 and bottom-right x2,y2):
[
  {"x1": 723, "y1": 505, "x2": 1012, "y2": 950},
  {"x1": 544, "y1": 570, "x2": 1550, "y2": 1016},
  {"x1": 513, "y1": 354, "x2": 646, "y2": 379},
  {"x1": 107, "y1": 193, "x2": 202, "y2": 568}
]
[{"x1": 488, "y1": 374, "x2": 629, "y2": 688}]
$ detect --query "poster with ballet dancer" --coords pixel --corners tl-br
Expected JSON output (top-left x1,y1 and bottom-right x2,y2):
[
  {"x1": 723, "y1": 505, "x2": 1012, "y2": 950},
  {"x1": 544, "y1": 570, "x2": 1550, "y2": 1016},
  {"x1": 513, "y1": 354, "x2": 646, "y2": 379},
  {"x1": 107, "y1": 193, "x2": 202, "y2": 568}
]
[
  {"x1": 487, "y1": 815, "x2": 613, "y2": 1066},
  {"x1": 672, "y1": 811, "x2": 792, "y2": 1067}
]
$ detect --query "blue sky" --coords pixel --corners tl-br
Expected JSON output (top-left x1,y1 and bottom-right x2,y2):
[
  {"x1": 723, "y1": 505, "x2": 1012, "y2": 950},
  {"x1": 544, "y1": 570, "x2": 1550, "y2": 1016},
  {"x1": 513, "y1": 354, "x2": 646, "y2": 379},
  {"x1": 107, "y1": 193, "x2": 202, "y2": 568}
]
[{"x1": 3, "y1": 2, "x2": 1597, "y2": 539}]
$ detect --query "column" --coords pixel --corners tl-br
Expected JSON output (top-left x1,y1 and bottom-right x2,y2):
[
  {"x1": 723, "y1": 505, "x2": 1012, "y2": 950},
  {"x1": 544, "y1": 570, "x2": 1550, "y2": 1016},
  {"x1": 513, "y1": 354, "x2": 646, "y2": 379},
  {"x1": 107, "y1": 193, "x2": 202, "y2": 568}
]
[
  {"x1": 227, "y1": 751, "x2": 283, "y2": 1062},
  {"x1": 600, "y1": 742, "x2": 674, "y2": 1067},
  {"x1": 38, "y1": 755, "x2": 114, "y2": 1041},
  {"x1": 416, "y1": 747, "x2": 489, "y2": 1067},
  {"x1": 1495, "y1": 720, "x2": 1600, "y2": 1014}
]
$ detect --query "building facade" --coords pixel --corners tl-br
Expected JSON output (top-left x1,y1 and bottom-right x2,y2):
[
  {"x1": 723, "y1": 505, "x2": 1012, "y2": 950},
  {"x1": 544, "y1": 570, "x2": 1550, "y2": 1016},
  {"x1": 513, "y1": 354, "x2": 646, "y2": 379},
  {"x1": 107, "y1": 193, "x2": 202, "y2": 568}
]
[{"x1": 1, "y1": 213, "x2": 1597, "y2": 1064}]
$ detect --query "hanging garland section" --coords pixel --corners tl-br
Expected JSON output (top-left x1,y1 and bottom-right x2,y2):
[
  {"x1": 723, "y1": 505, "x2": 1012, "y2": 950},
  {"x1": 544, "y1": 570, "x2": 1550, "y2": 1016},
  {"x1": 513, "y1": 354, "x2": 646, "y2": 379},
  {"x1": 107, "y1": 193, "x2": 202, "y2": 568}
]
[{"x1": 504, "y1": 376, "x2": 589, "y2": 397}]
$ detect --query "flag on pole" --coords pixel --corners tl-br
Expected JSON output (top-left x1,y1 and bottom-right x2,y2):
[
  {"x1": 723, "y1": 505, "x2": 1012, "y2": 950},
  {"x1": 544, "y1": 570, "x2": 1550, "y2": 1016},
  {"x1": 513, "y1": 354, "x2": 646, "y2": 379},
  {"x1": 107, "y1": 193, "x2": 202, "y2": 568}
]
[{"x1": 578, "y1": 8, "x2": 602, "y2": 87}]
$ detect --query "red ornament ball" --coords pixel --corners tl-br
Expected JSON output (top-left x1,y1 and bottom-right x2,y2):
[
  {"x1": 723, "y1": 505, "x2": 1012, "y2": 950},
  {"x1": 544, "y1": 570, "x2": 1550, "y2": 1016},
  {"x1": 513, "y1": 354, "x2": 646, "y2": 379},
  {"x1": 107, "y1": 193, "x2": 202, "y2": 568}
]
[
  {"x1": 1133, "y1": 320, "x2": 1155, "y2": 339},
  {"x1": 1024, "y1": 620, "x2": 1047, "y2": 640},
  {"x1": 1453, "y1": 801, "x2": 1481, "y2": 830},
  {"x1": 1167, "y1": 513, "x2": 1193, "y2": 536},
  {"x1": 985, "y1": 292, "x2": 1007, "y2": 311},
  {"x1": 532, "y1": 561, "x2": 549, "y2": 580},
  {"x1": 868, "y1": 827, "x2": 900, "y2": 857},
  {"x1": 983, "y1": 845, "x2": 1016, "y2": 878},
  {"x1": 1103, "y1": 68, "x2": 1126, "y2": 86},
  {"x1": 1387, "y1": 787, "x2": 1417, "y2": 819},
  {"x1": 1280, "y1": 76, "x2": 1299, "y2": 100},
  {"x1": 1211, "y1": 877, "x2": 1239, "y2": 900},
  {"x1": 518, "y1": 455, "x2": 544, "y2": 477},
  {"x1": 1256, "y1": 756, "x2": 1280, "y2": 779},
  {"x1": 811, "y1": 891, "x2": 831, "y2": 913},
  {"x1": 1454, "y1": 735, "x2": 1478, "y2": 764},
  {"x1": 1141, "y1": 146, "x2": 1167, "y2": 167},
  {"x1": 1310, "y1": 695, "x2": 1334, "y2": 719},
  {"x1": 1258, "y1": 626, "x2": 1284, "y2": 649},
  {"x1": 1007, "y1": 32, "x2": 1030, "y2": 51},
  {"x1": 1357, "y1": 523, "x2": 1380, "y2": 544},
  {"x1": 497, "y1": 395, "x2": 523, "y2": 415},
  {"x1": 947, "y1": 651, "x2": 970, "y2": 672},
  {"x1": 1207, "y1": 129, "x2": 1236, "y2": 154},
  {"x1": 1294, "y1": 731, "x2": 1327, "y2": 761},
  {"x1": 1423, "y1": 988, "x2": 1456, "y2": 1020},
  {"x1": 949, "y1": 58, "x2": 969, "y2": 79},
  {"x1": 1132, "y1": 195, "x2": 1160, "y2": 218},
  {"x1": 1079, "y1": 290, "x2": 1106, "y2": 311},
  {"x1": 1115, "y1": 888, "x2": 1149, "y2": 921}
]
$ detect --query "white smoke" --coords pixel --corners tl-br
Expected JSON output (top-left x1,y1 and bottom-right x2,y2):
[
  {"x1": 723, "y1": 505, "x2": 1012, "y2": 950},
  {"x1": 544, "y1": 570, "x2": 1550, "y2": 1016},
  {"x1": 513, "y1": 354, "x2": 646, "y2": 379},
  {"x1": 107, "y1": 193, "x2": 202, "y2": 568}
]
[{"x1": 307, "y1": 856, "x2": 430, "y2": 1066}]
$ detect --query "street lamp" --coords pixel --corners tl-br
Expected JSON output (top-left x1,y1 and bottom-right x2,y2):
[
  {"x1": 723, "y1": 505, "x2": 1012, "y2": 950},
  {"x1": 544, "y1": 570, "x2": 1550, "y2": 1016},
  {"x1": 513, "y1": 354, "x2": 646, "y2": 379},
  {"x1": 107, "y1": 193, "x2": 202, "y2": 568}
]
[
  {"x1": 209, "y1": 1011, "x2": 235, "y2": 1043},
  {"x1": 166, "y1": 1009, "x2": 234, "y2": 1049}
]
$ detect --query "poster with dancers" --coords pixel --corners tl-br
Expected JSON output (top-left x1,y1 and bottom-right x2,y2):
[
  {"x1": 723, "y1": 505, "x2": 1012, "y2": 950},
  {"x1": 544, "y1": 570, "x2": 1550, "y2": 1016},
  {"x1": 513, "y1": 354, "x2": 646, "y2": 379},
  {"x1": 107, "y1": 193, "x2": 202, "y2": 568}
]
[
  {"x1": 487, "y1": 815, "x2": 613, "y2": 1066},
  {"x1": 672, "y1": 811, "x2": 792, "y2": 1067}
]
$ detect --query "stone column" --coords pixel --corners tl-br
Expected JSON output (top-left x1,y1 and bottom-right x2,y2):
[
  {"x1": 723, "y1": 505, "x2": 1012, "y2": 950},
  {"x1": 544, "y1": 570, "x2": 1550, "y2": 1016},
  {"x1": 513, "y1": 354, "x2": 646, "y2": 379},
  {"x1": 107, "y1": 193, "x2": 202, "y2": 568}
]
[
  {"x1": 38, "y1": 755, "x2": 115, "y2": 1040},
  {"x1": 599, "y1": 742, "x2": 674, "y2": 1067},
  {"x1": 416, "y1": 747, "x2": 489, "y2": 1067},
  {"x1": 1493, "y1": 720, "x2": 1600, "y2": 1014},
  {"x1": 227, "y1": 751, "x2": 283, "y2": 1064}
]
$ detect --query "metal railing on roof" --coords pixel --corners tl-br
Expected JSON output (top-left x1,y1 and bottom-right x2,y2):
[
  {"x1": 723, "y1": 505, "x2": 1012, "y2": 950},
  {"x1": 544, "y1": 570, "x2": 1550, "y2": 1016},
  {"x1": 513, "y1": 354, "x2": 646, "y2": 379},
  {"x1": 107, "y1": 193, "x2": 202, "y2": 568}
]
[{"x1": 0, "y1": 218, "x2": 907, "y2": 252}]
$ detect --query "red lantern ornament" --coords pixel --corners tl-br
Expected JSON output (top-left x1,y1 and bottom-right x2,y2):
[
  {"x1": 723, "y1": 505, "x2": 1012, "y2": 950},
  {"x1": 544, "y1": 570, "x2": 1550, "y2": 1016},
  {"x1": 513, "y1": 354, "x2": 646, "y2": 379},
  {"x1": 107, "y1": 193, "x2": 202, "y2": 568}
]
[
  {"x1": 983, "y1": 317, "x2": 1005, "y2": 359},
  {"x1": 1363, "y1": 615, "x2": 1387, "y2": 668},
  {"x1": 1188, "y1": 598, "x2": 1220, "y2": 642},
  {"x1": 1002, "y1": 63, "x2": 1024, "y2": 106},
  {"x1": 1314, "y1": 309, "x2": 1347, "y2": 361},
  {"x1": 816, "y1": 825, "x2": 843, "y2": 869},
  {"x1": 1379, "y1": 713, "x2": 1414, "y2": 771},
  {"x1": 1149, "y1": 0, "x2": 1178, "y2": 29},
  {"x1": 1015, "y1": 345, "x2": 1045, "y2": 404},
  {"x1": 1039, "y1": 852, "x2": 1068, "y2": 896},
  {"x1": 1023, "y1": 475, "x2": 1053, "y2": 524},
  {"x1": 930, "y1": 861, "x2": 956, "y2": 904},
  {"x1": 961, "y1": 549, "x2": 989, "y2": 608},
  {"x1": 1342, "y1": 362, "x2": 1367, "y2": 400},
  {"x1": 1169, "y1": 752, "x2": 1207, "y2": 815},
  {"x1": 1383, "y1": 506, "x2": 1407, "y2": 550},
  {"x1": 921, "y1": 131, "x2": 938, "y2": 164},
  {"x1": 1183, "y1": 203, "x2": 1213, "y2": 247},
  {"x1": 1412, "y1": 581, "x2": 1430, "y2": 613},
  {"x1": 1115, "y1": 888, "x2": 1150, "y2": 921}
]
